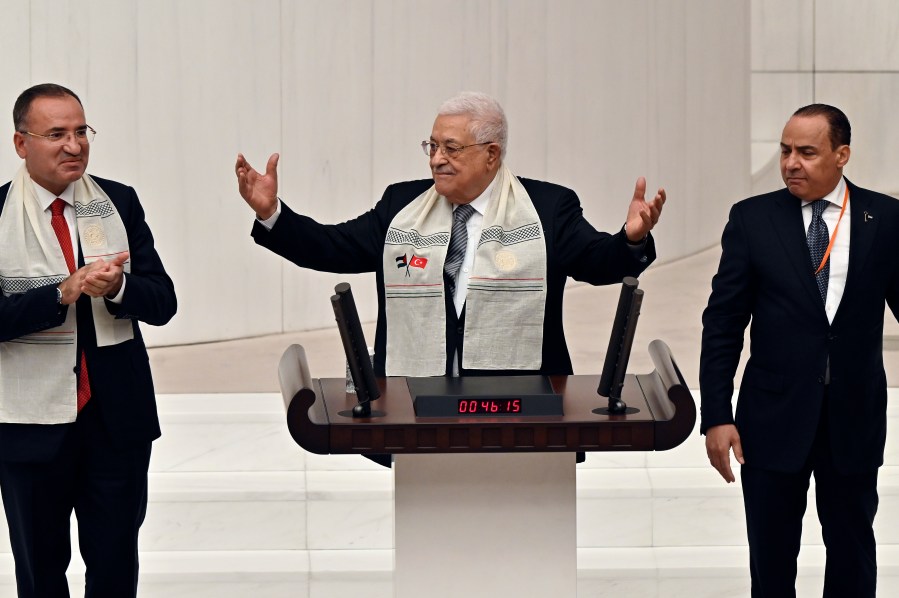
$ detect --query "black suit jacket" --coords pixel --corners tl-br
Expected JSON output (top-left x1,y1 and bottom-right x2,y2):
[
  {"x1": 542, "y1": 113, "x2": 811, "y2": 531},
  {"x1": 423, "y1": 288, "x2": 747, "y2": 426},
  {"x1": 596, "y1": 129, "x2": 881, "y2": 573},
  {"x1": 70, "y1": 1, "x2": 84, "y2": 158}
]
[
  {"x1": 700, "y1": 180, "x2": 899, "y2": 474},
  {"x1": 0, "y1": 176, "x2": 177, "y2": 462},
  {"x1": 253, "y1": 177, "x2": 656, "y2": 376}
]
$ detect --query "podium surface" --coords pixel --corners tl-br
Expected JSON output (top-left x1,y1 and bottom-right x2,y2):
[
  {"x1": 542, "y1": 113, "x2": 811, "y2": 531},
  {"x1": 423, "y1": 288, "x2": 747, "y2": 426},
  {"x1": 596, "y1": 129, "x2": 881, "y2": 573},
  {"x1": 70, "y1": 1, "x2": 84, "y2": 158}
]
[
  {"x1": 278, "y1": 342, "x2": 695, "y2": 597},
  {"x1": 283, "y1": 355, "x2": 694, "y2": 457}
]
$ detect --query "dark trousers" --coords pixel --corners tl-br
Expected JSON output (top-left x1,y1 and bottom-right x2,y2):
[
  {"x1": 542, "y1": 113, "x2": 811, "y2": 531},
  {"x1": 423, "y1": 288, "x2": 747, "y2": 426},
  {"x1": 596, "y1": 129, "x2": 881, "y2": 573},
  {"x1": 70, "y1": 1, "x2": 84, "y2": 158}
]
[
  {"x1": 0, "y1": 401, "x2": 152, "y2": 598},
  {"x1": 741, "y1": 405, "x2": 878, "y2": 598}
]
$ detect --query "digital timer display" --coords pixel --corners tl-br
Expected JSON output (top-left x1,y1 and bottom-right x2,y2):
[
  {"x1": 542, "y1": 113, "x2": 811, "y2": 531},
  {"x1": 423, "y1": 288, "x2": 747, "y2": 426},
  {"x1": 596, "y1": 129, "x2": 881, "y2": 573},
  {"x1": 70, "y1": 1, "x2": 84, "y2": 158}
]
[
  {"x1": 407, "y1": 376, "x2": 563, "y2": 417},
  {"x1": 458, "y1": 398, "x2": 522, "y2": 415}
]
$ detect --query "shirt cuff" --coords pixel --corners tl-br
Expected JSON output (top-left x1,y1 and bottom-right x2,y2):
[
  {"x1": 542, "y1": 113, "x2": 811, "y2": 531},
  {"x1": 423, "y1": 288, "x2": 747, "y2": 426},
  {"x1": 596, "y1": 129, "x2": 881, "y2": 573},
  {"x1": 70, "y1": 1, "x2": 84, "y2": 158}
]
[
  {"x1": 257, "y1": 199, "x2": 283, "y2": 230},
  {"x1": 106, "y1": 274, "x2": 126, "y2": 304}
]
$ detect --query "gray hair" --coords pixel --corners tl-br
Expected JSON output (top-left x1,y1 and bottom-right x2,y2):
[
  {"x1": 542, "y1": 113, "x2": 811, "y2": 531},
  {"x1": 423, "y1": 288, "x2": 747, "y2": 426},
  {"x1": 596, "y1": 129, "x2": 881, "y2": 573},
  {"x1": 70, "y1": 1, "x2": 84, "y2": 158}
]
[{"x1": 437, "y1": 91, "x2": 508, "y2": 159}]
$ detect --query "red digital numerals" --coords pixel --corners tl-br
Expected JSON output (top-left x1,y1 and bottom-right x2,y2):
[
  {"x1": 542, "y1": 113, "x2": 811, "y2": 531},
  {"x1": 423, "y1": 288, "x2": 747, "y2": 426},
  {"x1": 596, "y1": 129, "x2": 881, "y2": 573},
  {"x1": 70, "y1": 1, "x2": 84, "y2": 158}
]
[{"x1": 457, "y1": 399, "x2": 522, "y2": 414}]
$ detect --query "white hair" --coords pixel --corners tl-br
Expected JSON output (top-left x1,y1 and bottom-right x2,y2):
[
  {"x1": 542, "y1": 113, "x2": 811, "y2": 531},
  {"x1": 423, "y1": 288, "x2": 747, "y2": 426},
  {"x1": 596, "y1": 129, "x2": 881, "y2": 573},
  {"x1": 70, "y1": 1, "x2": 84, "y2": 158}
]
[{"x1": 437, "y1": 91, "x2": 508, "y2": 159}]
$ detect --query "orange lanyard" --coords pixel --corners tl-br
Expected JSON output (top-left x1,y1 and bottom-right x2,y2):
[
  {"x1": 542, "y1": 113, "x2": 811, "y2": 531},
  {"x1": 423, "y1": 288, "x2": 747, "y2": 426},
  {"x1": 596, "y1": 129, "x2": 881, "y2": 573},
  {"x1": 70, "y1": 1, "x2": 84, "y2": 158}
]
[{"x1": 815, "y1": 185, "x2": 849, "y2": 274}]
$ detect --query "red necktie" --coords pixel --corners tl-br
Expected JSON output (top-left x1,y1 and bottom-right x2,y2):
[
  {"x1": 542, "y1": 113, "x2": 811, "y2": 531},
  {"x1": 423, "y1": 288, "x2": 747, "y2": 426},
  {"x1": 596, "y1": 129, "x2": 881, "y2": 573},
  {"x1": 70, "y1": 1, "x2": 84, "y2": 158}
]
[{"x1": 50, "y1": 199, "x2": 91, "y2": 411}]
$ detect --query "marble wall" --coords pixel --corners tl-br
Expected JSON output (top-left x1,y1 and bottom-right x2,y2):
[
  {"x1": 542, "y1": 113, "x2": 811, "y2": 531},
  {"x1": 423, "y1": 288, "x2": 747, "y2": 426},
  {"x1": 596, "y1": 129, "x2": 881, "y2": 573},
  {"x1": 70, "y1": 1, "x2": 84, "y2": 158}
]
[
  {"x1": 0, "y1": 0, "x2": 750, "y2": 346},
  {"x1": 751, "y1": 0, "x2": 899, "y2": 194}
]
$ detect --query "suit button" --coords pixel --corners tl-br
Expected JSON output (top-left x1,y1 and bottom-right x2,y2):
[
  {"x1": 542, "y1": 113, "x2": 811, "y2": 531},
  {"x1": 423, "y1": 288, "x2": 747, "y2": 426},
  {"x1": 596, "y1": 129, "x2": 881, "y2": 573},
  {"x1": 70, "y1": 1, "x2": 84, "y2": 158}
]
[
  {"x1": 817, "y1": 376, "x2": 824, "y2": 384},
  {"x1": 457, "y1": 326, "x2": 463, "y2": 335}
]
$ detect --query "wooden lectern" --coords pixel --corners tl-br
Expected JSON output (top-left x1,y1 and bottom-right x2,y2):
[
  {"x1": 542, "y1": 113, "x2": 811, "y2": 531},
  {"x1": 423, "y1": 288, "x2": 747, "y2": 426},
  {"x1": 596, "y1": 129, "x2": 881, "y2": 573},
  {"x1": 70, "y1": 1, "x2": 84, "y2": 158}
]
[{"x1": 278, "y1": 340, "x2": 695, "y2": 597}]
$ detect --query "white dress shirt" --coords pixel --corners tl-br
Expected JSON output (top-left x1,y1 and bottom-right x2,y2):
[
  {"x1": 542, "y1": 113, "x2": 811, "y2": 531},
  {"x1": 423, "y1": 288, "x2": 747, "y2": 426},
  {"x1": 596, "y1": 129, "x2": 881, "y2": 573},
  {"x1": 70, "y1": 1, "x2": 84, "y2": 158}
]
[
  {"x1": 34, "y1": 181, "x2": 126, "y2": 304},
  {"x1": 800, "y1": 176, "x2": 849, "y2": 324},
  {"x1": 450, "y1": 177, "x2": 496, "y2": 318}
]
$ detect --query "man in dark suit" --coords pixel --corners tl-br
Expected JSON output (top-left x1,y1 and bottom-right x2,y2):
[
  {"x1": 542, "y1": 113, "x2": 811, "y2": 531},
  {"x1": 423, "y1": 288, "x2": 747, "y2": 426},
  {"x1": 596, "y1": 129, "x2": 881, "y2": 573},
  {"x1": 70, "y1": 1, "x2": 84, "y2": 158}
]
[
  {"x1": 701, "y1": 104, "x2": 899, "y2": 597},
  {"x1": 235, "y1": 92, "x2": 665, "y2": 378},
  {"x1": 0, "y1": 84, "x2": 176, "y2": 597}
]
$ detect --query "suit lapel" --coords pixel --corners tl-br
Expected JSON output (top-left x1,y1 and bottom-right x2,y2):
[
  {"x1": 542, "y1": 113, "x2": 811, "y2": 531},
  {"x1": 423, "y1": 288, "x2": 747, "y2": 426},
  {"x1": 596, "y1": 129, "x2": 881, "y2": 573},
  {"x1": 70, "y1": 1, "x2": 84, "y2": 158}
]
[
  {"x1": 768, "y1": 189, "x2": 824, "y2": 309},
  {"x1": 834, "y1": 181, "x2": 877, "y2": 323}
]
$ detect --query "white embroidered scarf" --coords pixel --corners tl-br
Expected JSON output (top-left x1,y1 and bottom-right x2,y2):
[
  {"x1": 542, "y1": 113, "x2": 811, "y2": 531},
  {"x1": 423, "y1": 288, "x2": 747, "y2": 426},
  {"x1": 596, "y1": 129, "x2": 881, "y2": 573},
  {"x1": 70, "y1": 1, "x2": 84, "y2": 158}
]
[
  {"x1": 0, "y1": 166, "x2": 132, "y2": 423},
  {"x1": 383, "y1": 166, "x2": 547, "y2": 376}
]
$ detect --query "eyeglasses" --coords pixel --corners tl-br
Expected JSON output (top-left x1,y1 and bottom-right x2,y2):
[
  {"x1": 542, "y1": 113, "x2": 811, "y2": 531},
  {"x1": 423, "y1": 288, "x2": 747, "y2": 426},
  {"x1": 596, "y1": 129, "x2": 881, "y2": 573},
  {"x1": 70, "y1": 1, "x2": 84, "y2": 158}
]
[
  {"x1": 421, "y1": 140, "x2": 493, "y2": 159},
  {"x1": 19, "y1": 125, "x2": 96, "y2": 145}
]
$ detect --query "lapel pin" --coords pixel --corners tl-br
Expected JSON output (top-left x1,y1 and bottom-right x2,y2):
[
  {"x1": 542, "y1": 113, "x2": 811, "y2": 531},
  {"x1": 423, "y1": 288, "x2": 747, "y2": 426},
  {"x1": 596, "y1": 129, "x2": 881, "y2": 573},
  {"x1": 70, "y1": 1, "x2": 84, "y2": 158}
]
[{"x1": 864, "y1": 211, "x2": 873, "y2": 222}]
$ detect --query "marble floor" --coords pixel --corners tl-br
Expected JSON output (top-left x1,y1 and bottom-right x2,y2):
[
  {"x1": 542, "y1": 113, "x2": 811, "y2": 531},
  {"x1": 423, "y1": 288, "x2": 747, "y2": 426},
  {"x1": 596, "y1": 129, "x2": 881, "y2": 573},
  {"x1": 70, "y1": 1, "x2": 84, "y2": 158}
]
[{"x1": 3, "y1": 246, "x2": 899, "y2": 597}]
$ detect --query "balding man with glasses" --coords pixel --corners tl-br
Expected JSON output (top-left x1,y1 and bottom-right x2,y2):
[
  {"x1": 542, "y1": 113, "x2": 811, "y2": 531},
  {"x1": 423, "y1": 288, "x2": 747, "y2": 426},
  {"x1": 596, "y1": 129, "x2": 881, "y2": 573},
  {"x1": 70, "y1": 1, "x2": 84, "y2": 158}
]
[
  {"x1": 237, "y1": 91, "x2": 664, "y2": 381},
  {"x1": 0, "y1": 83, "x2": 176, "y2": 597}
]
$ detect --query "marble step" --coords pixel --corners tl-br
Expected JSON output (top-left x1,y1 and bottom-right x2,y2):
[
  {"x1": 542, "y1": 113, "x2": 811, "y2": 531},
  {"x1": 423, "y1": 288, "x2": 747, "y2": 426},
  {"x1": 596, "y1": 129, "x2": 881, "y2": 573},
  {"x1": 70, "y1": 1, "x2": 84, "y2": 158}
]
[
  {"x1": 0, "y1": 547, "x2": 896, "y2": 598},
  {"x1": 1, "y1": 465, "x2": 896, "y2": 554},
  {"x1": 143, "y1": 465, "x2": 899, "y2": 551}
]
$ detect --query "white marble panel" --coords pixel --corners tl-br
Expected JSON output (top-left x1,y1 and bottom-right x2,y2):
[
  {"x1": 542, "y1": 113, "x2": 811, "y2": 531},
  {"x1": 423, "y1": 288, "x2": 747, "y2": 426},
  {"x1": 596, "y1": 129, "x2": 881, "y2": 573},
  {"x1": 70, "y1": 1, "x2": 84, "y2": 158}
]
[
  {"x1": 150, "y1": 422, "x2": 304, "y2": 472},
  {"x1": 881, "y1": 545, "x2": 899, "y2": 574},
  {"x1": 0, "y1": 3, "x2": 29, "y2": 176},
  {"x1": 648, "y1": 468, "x2": 743, "y2": 498},
  {"x1": 371, "y1": 0, "x2": 495, "y2": 196},
  {"x1": 577, "y1": 546, "x2": 658, "y2": 576},
  {"x1": 306, "y1": 574, "x2": 394, "y2": 598},
  {"x1": 815, "y1": 73, "x2": 899, "y2": 195},
  {"x1": 653, "y1": 496, "x2": 746, "y2": 547},
  {"x1": 27, "y1": 0, "x2": 91, "y2": 89},
  {"x1": 751, "y1": 144, "x2": 787, "y2": 197},
  {"x1": 577, "y1": 468, "x2": 652, "y2": 499},
  {"x1": 0, "y1": 515, "x2": 9, "y2": 553},
  {"x1": 751, "y1": 72, "x2": 814, "y2": 141},
  {"x1": 280, "y1": 0, "x2": 378, "y2": 330},
  {"x1": 148, "y1": 471, "x2": 306, "y2": 502},
  {"x1": 885, "y1": 424, "x2": 899, "y2": 467},
  {"x1": 131, "y1": 0, "x2": 283, "y2": 346},
  {"x1": 308, "y1": 549, "x2": 393, "y2": 572},
  {"x1": 492, "y1": 0, "x2": 549, "y2": 179},
  {"x1": 140, "y1": 500, "x2": 306, "y2": 550},
  {"x1": 306, "y1": 499, "x2": 393, "y2": 549},
  {"x1": 303, "y1": 452, "x2": 391, "y2": 472},
  {"x1": 135, "y1": 582, "x2": 311, "y2": 598},
  {"x1": 815, "y1": 0, "x2": 899, "y2": 71},
  {"x1": 577, "y1": 578, "x2": 660, "y2": 597},
  {"x1": 657, "y1": 577, "x2": 751, "y2": 597},
  {"x1": 750, "y1": 0, "x2": 815, "y2": 71},
  {"x1": 645, "y1": 0, "x2": 690, "y2": 260},
  {"x1": 77, "y1": 1, "x2": 140, "y2": 186},
  {"x1": 546, "y1": 0, "x2": 651, "y2": 236},
  {"x1": 579, "y1": 451, "x2": 648, "y2": 469},
  {"x1": 875, "y1": 488, "x2": 899, "y2": 544},
  {"x1": 137, "y1": 548, "x2": 311, "y2": 576},
  {"x1": 577, "y1": 497, "x2": 653, "y2": 547},
  {"x1": 752, "y1": 141, "x2": 780, "y2": 176},
  {"x1": 305, "y1": 471, "x2": 393, "y2": 501},
  {"x1": 682, "y1": 0, "x2": 751, "y2": 253},
  {"x1": 645, "y1": 426, "x2": 710, "y2": 469},
  {"x1": 653, "y1": 545, "x2": 748, "y2": 574},
  {"x1": 800, "y1": 497, "x2": 824, "y2": 545},
  {"x1": 155, "y1": 393, "x2": 284, "y2": 416}
]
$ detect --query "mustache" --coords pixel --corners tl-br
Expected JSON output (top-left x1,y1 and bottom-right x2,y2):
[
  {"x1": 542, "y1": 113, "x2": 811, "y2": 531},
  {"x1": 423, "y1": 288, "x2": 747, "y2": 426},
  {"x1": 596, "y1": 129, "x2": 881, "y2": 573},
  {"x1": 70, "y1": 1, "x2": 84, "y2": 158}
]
[{"x1": 432, "y1": 167, "x2": 453, "y2": 175}]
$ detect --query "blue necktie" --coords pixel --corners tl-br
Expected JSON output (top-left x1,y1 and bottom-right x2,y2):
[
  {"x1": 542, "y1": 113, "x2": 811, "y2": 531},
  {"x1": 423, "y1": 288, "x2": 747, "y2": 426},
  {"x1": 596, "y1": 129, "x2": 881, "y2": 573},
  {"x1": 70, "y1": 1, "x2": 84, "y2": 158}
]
[
  {"x1": 444, "y1": 204, "x2": 476, "y2": 297},
  {"x1": 807, "y1": 199, "x2": 830, "y2": 303}
]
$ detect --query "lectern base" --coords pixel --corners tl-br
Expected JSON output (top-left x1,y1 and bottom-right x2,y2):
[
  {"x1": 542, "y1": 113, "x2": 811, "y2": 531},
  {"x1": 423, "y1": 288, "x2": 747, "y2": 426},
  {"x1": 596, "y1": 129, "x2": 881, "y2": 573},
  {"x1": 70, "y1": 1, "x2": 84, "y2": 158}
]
[{"x1": 394, "y1": 452, "x2": 577, "y2": 597}]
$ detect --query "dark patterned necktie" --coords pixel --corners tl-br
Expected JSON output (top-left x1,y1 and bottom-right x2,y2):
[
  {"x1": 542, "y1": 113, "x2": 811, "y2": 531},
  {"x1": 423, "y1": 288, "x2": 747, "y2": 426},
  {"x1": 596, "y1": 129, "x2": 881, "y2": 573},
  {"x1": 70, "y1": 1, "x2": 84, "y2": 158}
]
[
  {"x1": 444, "y1": 203, "x2": 476, "y2": 297},
  {"x1": 807, "y1": 199, "x2": 830, "y2": 303},
  {"x1": 51, "y1": 199, "x2": 91, "y2": 411}
]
